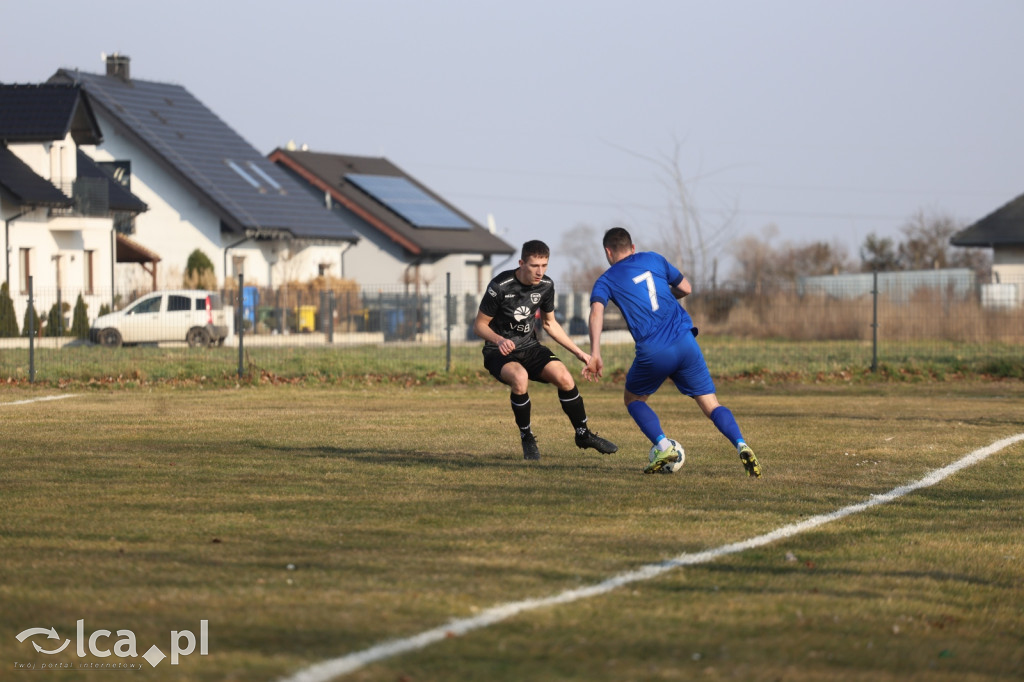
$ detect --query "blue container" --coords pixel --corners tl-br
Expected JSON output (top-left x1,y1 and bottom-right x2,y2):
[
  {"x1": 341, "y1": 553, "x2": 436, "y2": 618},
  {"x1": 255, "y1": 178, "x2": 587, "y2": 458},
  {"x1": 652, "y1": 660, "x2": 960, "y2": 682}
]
[{"x1": 242, "y1": 286, "x2": 259, "y2": 325}]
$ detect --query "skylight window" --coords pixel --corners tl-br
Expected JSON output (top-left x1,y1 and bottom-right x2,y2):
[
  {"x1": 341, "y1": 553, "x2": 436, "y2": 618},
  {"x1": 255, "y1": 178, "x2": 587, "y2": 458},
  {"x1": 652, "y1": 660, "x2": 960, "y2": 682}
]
[
  {"x1": 247, "y1": 162, "x2": 283, "y2": 191},
  {"x1": 226, "y1": 159, "x2": 261, "y2": 189}
]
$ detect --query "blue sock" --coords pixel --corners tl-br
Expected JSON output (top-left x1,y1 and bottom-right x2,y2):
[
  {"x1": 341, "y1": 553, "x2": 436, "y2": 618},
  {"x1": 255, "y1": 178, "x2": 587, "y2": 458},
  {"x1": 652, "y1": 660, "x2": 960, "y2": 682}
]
[
  {"x1": 626, "y1": 401, "x2": 665, "y2": 446},
  {"x1": 710, "y1": 406, "x2": 743, "y2": 447}
]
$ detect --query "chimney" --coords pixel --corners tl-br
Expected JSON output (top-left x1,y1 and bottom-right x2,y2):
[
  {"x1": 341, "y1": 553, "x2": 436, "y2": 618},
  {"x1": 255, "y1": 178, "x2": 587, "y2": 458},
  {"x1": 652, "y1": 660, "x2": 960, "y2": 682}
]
[{"x1": 105, "y1": 53, "x2": 130, "y2": 81}]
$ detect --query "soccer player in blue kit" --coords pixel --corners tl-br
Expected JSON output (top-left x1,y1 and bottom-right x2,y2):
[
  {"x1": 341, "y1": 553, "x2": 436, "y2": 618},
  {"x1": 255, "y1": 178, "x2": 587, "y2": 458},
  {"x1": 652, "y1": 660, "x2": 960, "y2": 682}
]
[
  {"x1": 583, "y1": 227, "x2": 761, "y2": 476},
  {"x1": 475, "y1": 240, "x2": 618, "y2": 461}
]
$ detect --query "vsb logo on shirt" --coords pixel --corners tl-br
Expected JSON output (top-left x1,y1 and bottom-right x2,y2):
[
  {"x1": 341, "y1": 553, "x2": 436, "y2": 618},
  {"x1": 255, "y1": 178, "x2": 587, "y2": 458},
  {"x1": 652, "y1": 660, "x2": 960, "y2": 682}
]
[{"x1": 513, "y1": 306, "x2": 532, "y2": 321}]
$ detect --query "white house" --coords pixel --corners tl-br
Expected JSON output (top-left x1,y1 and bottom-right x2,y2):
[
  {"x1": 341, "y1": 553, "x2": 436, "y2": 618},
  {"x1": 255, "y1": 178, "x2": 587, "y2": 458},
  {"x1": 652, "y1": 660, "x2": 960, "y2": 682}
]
[{"x1": 0, "y1": 83, "x2": 147, "y2": 328}]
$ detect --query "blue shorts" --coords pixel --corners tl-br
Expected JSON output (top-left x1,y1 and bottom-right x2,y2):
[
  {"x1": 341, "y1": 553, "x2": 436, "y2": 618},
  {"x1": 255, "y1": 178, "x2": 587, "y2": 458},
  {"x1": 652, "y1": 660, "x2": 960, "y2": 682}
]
[{"x1": 625, "y1": 331, "x2": 716, "y2": 397}]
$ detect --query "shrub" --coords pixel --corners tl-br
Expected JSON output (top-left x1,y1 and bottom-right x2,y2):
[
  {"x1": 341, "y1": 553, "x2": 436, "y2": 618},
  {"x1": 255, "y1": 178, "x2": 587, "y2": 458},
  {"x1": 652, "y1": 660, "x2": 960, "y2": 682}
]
[
  {"x1": 70, "y1": 294, "x2": 90, "y2": 339},
  {"x1": 184, "y1": 249, "x2": 217, "y2": 290},
  {"x1": 0, "y1": 281, "x2": 18, "y2": 337},
  {"x1": 45, "y1": 303, "x2": 65, "y2": 337},
  {"x1": 21, "y1": 302, "x2": 41, "y2": 337}
]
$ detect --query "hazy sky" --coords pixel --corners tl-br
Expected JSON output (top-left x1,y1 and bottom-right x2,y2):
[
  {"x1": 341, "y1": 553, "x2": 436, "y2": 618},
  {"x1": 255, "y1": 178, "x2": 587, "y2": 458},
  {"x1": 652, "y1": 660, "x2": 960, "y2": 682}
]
[{"x1": 3, "y1": 0, "x2": 1022, "y2": 279}]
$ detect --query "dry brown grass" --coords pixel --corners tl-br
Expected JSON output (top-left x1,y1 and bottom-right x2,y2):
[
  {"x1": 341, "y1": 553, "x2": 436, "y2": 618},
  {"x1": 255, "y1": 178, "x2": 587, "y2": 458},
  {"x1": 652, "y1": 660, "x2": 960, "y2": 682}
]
[{"x1": 693, "y1": 290, "x2": 1023, "y2": 344}]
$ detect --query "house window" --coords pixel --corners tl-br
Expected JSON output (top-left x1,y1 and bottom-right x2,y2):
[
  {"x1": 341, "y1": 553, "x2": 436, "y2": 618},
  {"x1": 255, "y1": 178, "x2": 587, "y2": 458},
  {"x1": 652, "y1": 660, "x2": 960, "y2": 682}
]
[
  {"x1": 84, "y1": 250, "x2": 95, "y2": 295},
  {"x1": 98, "y1": 160, "x2": 132, "y2": 189},
  {"x1": 19, "y1": 248, "x2": 31, "y2": 294},
  {"x1": 226, "y1": 160, "x2": 261, "y2": 190}
]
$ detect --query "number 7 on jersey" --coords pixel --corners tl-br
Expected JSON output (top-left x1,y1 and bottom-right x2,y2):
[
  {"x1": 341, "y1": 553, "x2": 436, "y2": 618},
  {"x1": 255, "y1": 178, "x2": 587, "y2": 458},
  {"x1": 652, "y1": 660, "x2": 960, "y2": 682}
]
[{"x1": 632, "y1": 271, "x2": 659, "y2": 311}]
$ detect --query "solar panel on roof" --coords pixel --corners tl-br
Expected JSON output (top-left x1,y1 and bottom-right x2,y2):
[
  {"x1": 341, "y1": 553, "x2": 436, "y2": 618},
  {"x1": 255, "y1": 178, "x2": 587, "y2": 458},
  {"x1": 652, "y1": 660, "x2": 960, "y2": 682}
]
[{"x1": 345, "y1": 173, "x2": 471, "y2": 230}]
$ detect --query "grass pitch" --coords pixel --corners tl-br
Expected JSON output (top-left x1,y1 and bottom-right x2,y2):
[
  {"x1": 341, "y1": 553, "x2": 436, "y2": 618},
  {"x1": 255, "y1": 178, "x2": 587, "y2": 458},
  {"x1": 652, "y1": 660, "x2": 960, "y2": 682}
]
[{"x1": 1, "y1": 381, "x2": 1023, "y2": 681}]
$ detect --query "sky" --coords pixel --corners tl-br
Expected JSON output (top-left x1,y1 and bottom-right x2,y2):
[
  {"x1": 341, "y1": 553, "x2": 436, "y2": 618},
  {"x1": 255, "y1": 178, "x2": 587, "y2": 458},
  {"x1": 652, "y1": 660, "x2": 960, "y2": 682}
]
[{"x1": 3, "y1": 0, "x2": 1022, "y2": 280}]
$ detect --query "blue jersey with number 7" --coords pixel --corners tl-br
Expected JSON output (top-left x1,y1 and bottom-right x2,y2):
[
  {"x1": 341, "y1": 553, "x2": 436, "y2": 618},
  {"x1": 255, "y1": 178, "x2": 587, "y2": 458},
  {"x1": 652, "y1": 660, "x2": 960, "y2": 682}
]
[{"x1": 590, "y1": 251, "x2": 695, "y2": 350}]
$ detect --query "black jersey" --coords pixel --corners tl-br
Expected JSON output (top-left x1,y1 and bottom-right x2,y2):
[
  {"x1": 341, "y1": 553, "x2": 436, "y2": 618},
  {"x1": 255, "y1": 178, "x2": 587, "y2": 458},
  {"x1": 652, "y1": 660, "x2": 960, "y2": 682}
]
[{"x1": 478, "y1": 269, "x2": 556, "y2": 352}]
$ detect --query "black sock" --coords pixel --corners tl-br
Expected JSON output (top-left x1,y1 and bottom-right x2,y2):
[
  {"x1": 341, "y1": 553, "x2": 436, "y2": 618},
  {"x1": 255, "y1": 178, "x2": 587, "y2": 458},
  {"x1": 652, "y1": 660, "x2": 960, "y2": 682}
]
[
  {"x1": 510, "y1": 392, "x2": 532, "y2": 435},
  {"x1": 558, "y1": 386, "x2": 588, "y2": 433}
]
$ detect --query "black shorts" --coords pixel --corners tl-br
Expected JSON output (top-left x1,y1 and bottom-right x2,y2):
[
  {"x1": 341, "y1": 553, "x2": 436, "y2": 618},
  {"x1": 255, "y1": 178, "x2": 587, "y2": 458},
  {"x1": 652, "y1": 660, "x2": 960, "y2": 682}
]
[{"x1": 483, "y1": 344, "x2": 561, "y2": 383}]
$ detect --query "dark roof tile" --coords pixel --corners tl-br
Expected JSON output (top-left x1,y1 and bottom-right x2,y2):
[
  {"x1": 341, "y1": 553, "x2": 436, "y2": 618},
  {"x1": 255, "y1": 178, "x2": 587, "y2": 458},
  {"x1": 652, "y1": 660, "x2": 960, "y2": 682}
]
[{"x1": 952, "y1": 193, "x2": 1024, "y2": 247}]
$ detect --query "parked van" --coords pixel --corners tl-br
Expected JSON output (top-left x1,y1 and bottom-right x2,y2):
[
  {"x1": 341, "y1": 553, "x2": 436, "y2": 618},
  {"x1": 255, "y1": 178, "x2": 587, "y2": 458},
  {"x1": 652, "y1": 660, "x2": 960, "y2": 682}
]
[{"x1": 89, "y1": 290, "x2": 228, "y2": 348}]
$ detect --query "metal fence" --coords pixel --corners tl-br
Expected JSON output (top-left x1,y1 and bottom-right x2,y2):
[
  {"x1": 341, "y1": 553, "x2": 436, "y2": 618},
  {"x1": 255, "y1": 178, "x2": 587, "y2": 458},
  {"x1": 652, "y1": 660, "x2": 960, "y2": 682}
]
[{"x1": 1, "y1": 271, "x2": 1021, "y2": 383}]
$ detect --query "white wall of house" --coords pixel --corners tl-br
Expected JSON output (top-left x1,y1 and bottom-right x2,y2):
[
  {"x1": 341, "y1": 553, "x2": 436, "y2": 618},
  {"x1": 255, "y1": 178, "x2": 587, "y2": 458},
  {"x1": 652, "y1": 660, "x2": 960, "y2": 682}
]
[
  {"x1": 4, "y1": 208, "x2": 114, "y2": 326},
  {"x1": 992, "y1": 246, "x2": 1024, "y2": 305},
  {"x1": 83, "y1": 120, "x2": 225, "y2": 290}
]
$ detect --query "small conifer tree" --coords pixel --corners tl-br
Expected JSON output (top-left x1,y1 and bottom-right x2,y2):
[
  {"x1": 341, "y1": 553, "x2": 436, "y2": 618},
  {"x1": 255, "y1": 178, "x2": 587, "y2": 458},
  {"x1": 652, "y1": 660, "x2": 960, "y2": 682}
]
[
  {"x1": 46, "y1": 303, "x2": 64, "y2": 337},
  {"x1": 71, "y1": 293, "x2": 90, "y2": 339},
  {"x1": 22, "y1": 302, "x2": 40, "y2": 337},
  {"x1": 0, "y1": 281, "x2": 18, "y2": 337}
]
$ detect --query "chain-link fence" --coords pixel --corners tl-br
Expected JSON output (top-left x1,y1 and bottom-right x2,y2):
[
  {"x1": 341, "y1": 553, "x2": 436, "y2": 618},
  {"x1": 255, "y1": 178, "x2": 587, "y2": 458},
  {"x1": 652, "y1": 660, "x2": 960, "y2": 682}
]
[{"x1": 1, "y1": 270, "x2": 1021, "y2": 383}]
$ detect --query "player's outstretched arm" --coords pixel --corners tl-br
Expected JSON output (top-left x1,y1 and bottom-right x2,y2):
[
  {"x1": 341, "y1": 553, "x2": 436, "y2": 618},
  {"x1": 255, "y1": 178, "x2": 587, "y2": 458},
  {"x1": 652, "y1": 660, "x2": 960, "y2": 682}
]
[
  {"x1": 540, "y1": 310, "x2": 589, "y2": 365},
  {"x1": 583, "y1": 301, "x2": 606, "y2": 381}
]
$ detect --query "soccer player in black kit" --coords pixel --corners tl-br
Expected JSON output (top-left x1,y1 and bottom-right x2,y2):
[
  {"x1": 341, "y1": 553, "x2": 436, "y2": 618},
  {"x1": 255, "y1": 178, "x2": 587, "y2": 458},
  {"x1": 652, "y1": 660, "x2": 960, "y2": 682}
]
[{"x1": 474, "y1": 240, "x2": 618, "y2": 460}]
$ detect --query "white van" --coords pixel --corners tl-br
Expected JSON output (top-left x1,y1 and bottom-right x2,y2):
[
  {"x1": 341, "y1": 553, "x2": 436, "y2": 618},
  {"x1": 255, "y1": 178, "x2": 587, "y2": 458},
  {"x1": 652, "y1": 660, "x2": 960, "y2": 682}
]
[{"x1": 89, "y1": 290, "x2": 229, "y2": 348}]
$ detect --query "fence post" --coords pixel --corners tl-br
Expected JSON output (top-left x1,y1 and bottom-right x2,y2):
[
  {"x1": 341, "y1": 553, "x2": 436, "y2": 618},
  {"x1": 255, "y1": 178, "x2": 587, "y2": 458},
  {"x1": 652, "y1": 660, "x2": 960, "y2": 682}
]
[
  {"x1": 871, "y1": 269, "x2": 879, "y2": 373},
  {"x1": 28, "y1": 275, "x2": 35, "y2": 383},
  {"x1": 445, "y1": 273, "x2": 452, "y2": 373},
  {"x1": 275, "y1": 289, "x2": 283, "y2": 335},
  {"x1": 237, "y1": 273, "x2": 244, "y2": 378},
  {"x1": 56, "y1": 287, "x2": 63, "y2": 337},
  {"x1": 328, "y1": 290, "x2": 335, "y2": 344}
]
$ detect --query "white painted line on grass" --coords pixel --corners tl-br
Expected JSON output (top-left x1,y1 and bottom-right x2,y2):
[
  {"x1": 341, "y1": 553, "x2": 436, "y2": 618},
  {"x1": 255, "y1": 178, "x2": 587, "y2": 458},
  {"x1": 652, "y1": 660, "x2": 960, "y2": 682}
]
[
  {"x1": 281, "y1": 433, "x2": 1024, "y2": 682},
  {"x1": 1, "y1": 394, "x2": 79, "y2": 406}
]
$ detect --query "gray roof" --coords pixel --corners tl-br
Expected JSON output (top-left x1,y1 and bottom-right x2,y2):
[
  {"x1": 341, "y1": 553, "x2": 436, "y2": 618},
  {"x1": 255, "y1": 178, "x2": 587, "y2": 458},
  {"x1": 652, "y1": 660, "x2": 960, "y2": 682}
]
[
  {"x1": 0, "y1": 83, "x2": 102, "y2": 145},
  {"x1": 48, "y1": 69, "x2": 358, "y2": 243},
  {"x1": 951, "y1": 193, "x2": 1024, "y2": 247}
]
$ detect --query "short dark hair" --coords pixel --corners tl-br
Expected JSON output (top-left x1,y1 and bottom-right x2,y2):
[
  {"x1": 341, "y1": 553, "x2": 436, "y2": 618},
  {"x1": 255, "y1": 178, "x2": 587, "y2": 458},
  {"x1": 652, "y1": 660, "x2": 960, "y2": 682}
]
[
  {"x1": 603, "y1": 227, "x2": 633, "y2": 253},
  {"x1": 521, "y1": 240, "x2": 550, "y2": 260}
]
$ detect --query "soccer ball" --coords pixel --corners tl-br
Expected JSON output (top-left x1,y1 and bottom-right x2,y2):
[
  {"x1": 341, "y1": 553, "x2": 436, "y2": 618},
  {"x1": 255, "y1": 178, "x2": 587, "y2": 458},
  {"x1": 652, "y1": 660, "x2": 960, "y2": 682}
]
[{"x1": 649, "y1": 439, "x2": 686, "y2": 473}]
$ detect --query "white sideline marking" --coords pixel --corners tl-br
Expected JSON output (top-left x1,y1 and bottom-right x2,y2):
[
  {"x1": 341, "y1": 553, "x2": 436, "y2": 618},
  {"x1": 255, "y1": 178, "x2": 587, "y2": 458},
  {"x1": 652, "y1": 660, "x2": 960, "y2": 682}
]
[
  {"x1": 282, "y1": 433, "x2": 1024, "y2": 682},
  {"x1": 1, "y1": 394, "x2": 78, "y2": 406}
]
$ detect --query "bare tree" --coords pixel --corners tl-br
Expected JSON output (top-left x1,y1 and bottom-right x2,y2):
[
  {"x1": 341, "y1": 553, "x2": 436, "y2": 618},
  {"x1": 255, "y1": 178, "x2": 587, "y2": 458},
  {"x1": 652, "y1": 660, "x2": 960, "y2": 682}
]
[
  {"x1": 860, "y1": 233, "x2": 900, "y2": 272},
  {"x1": 898, "y1": 208, "x2": 990, "y2": 276},
  {"x1": 898, "y1": 209, "x2": 958, "y2": 270},
  {"x1": 609, "y1": 138, "x2": 739, "y2": 288},
  {"x1": 728, "y1": 227, "x2": 855, "y2": 291},
  {"x1": 775, "y1": 240, "x2": 853, "y2": 280},
  {"x1": 727, "y1": 225, "x2": 780, "y2": 294},
  {"x1": 861, "y1": 210, "x2": 991, "y2": 278}
]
